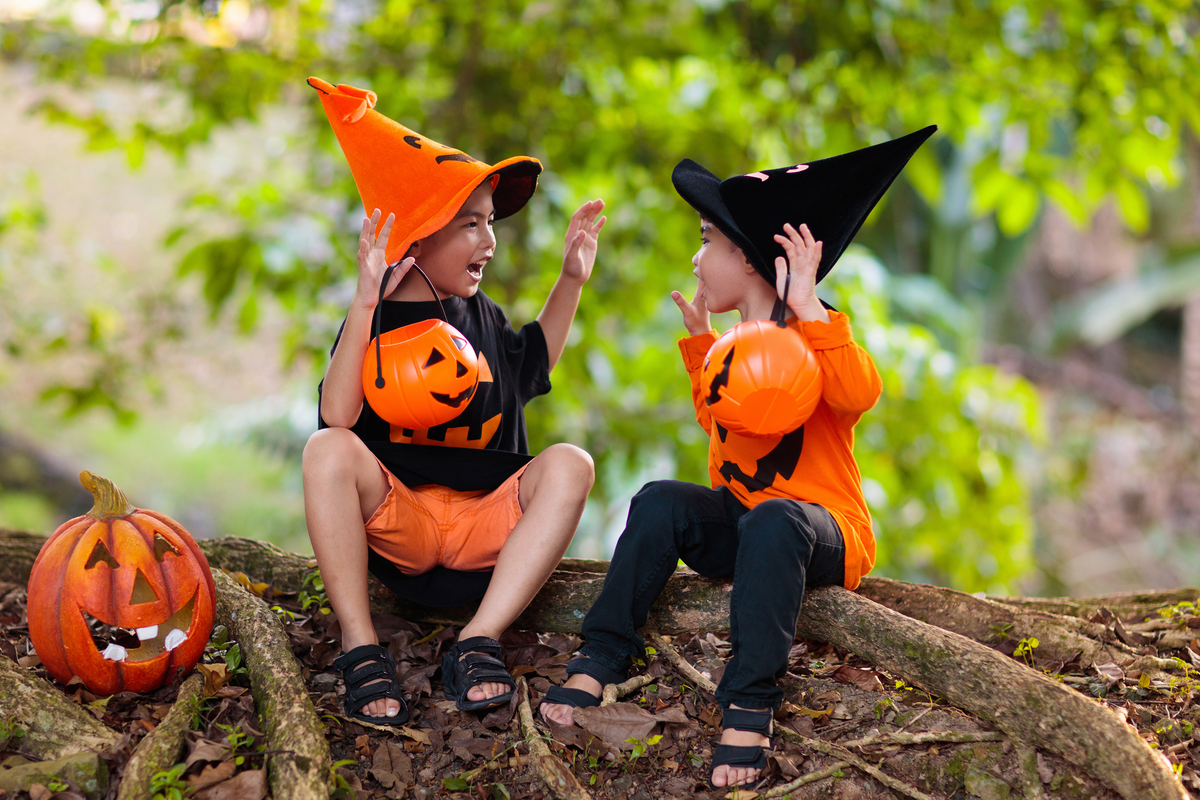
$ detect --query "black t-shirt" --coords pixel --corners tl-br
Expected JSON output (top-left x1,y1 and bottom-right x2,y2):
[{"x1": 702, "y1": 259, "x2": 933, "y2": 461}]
[{"x1": 318, "y1": 291, "x2": 552, "y2": 491}]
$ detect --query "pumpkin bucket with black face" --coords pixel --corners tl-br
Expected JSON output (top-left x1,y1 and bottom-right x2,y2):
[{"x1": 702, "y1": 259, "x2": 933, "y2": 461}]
[
  {"x1": 700, "y1": 277, "x2": 823, "y2": 437},
  {"x1": 26, "y1": 471, "x2": 216, "y2": 695},
  {"x1": 363, "y1": 263, "x2": 480, "y2": 430}
]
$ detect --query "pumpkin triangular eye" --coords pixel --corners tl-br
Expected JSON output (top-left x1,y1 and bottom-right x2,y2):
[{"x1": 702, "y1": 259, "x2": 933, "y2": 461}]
[
  {"x1": 85, "y1": 540, "x2": 119, "y2": 570},
  {"x1": 451, "y1": 336, "x2": 468, "y2": 351},
  {"x1": 424, "y1": 349, "x2": 446, "y2": 368},
  {"x1": 456, "y1": 360, "x2": 468, "y2": 378},
  {"x1": 153, "y1": 533, "x2": 180, "y2": 562}
]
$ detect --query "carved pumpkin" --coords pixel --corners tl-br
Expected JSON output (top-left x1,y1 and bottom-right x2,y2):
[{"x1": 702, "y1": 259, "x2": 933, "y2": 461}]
[
  {"x1": 363, "y1": 318, "x2": 480, "y2": 430},
  {"x1": 362, "y1": 262, "x2": 481, "y2": 430},
  {"x1": 27, "y1": 472, "x2": 216, "y2": 695},
  {"x1": 701, "y1": 320, "x2": 823, "y2": 437}
]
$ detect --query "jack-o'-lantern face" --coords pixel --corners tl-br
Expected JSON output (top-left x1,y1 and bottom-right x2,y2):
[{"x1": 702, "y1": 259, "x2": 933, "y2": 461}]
[
  {"x1": 701, "y1": 320, "x2": 823, "y2": 437},
  {"x1": 27, "y1": 472, "x2": 216, "y2": 695},
  {"x1": 364, "y1": 318, "x2": 480, "y2": 430}
]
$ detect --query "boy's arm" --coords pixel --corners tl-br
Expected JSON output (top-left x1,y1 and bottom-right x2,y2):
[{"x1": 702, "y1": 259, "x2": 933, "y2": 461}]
[
  {"x1": 773, "y1": 222, "x2": 881, "y2": 419},
  {"x1": 672, "y1": 278, "x2": 717, "y2": 433},
  {"x1": 321, "y1": 210, "x2": 413, "y2": 428},
  {"x1": 679, "y1": 330, "x2": 719, "y2": 434},
  {"x1": 537, "y1": 200, "x2": 605, "y2": 371},
  {"x1": 801, "y1": 312, "x2": 882, "y2": 418}
]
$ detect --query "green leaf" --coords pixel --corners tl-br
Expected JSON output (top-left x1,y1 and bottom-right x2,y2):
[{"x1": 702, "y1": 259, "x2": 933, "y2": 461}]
[{"x1": 442, "y1": 777, "x2": 470, "y2": 791}]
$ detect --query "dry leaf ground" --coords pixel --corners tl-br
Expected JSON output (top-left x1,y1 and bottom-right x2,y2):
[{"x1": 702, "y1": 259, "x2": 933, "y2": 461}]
[{"x1": 3, "y1": 576, "x2": 1200, "y2": 799}]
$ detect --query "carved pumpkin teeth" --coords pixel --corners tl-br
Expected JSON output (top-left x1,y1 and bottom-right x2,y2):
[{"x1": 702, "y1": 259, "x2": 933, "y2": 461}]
[
  {"x1": 136, "y1": 625, "x2": 158, "y2": 641},
  {"x1": 164, "y1": 629, "x2": 187, "y2": 652},
  {"x1": 102, "y1": 644, "x2": 128, "y2": 662}
]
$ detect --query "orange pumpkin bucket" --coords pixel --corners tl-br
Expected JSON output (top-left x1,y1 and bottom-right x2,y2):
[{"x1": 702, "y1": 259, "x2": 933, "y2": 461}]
[
  {"x1": 700, "y1": 273, "x2": 823, "y2": 437},
  {"x1": 363, "y1": 263, "x2": 480, "y2": 430}
]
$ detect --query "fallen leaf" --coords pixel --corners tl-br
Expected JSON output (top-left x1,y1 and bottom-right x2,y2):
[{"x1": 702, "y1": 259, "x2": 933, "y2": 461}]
[
  {"x1": 831, "y1": 665, "x2": 883, "y2": 693},
  {"x1": 574, "y1": 702, "x2": 658, "y2": 751},
  {"x1": 196, "y1": 663, "x2": 229, "y2": 695},
  {"x1": 373, "y1": 740, "x2": 414, "y2": 784},
  {"x1": 399, "y1": 726, "x2": 430, "y2": 745},
  {"x1": 28, "y1": 784, "x2": 52, "y2": 800},
  {"x1": 1095, "y1": 662, "x2": 1124, "y2": 690},
  {"x1": 653, "y1": 706, "x2": 690, "y2": 725},
  {"x1": 187, "y1": 761, "x2": 237, "y2": 790},
  {"x1": 194, "y1": 768, "x2": 267, "y2": 800},
  {"x1": 185, "y1": 741, "x2": 229, "y2": 768}
]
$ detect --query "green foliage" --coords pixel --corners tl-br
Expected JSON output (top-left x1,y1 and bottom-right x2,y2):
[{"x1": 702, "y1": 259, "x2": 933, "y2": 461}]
[
  {"x1": 0, "y1": 717, "x2": 26, "y2": 749},
  {"x1": 149, "y1": 762, "x2": 192, "y2": 800},
  {"x1": 1013, "y1": 636, "x2": 1040, "y2": 664},
  {"x1": 823, "y1": 252, "x2": 1040, "y2": 591},
  {"x1": 299, "y1": 570, "x2": 331, "y2": 615},
  {"x1": 6, "y1": 0, "x2": 1192, "y2": 586}
]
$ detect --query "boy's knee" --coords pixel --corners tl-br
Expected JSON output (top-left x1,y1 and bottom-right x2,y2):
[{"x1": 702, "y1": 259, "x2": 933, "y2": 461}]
[
  {"x1": 302, "y1": 428, "x2": 364, "y2": 478},
  {"x1": 741, "y1": 499, "x2": 818, "y2": 551},
  {"x1": 625, "y1": 481, "x2": 688, "y2": 538},
  {"x1": 541, "y1": 443, "x2": 596, "y2": 490}
]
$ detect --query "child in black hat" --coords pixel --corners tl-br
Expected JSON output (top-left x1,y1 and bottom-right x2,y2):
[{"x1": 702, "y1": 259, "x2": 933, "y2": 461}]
[{"x1": 540, "y1": 127, "x2": 936, "y2": 788}]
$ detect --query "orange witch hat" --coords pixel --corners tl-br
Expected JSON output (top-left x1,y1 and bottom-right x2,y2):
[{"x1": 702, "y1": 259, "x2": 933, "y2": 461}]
[{"x1": 308, "y1": 77, "x2": 543, "y2": 264}]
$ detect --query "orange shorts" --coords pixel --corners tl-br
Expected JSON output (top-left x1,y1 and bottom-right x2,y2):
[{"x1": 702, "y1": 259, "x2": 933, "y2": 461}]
[{"x1": 364, "y1": 458, "x2": 527, "y2": 575}]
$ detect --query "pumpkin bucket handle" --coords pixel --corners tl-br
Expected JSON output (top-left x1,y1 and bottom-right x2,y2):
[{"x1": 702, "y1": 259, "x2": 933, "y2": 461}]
[
  {"x1": 770, "y1": 270, "x2": 792, "y2": 328},
  {"x1": 372, "y1": 262, "x2": 448, "y2": 390}
]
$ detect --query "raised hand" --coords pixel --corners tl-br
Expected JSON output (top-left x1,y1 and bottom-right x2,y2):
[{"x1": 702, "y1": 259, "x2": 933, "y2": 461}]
[
  {"x1": 773, "y1": 223, "x2": 829, "y2": 323},
  {"x1": 561, "y1": 199, "x2": 606, "y2": 284},
  {"x1": 355, "y1": 209, "x2": 413, "y2": 310},
  {"x1": 671, "y1": 278, "x2": 711, "y2": 336}
]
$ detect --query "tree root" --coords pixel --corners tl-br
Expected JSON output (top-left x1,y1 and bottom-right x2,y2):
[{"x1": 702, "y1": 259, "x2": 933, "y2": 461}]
[
  {"x1": 797, "y1": 584, "x2": 1187, "y2": 800},
  {"x1": 777, "y1": 726, "x2": 938, "y2": 800},
  {"x1": 989, "y1": 588, "x2": 1200, "y2": 621},
  {"x1": 600, "y1": 673, "x2": 656, "y2": 707},
  {"x1": 0, "y1": 654, "x2": 119, "y2": 759},
  {"x1": 116, "y1": 673, "x2": 204, "y2": 800},
  {"x1": 840, "y1": 730, "x2": 1006, "y2": 748},
  {"x1": 763, "y1": 760, "x2": 850, "y2": 797},
  {"x1": 648, "y1": 633, "x2": 717, "y2": 694},
  {"x1": 212, "y1": 570, "x2": 331, "y2": 800},
  {"x1": 856, "y1": 576, "x2": 1138, "y2": 667},
  {"x1": 515, "y1": 677, "x2": 591, "y2": 800}
]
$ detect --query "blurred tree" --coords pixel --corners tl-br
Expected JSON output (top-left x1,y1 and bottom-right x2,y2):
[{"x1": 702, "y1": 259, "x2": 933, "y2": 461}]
[{"x1": 2, "y1": 0, "x2": 1196, "y2": 587}]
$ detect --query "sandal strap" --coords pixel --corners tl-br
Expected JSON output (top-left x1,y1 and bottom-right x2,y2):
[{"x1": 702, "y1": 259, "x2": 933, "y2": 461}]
[
  {"x1": 458, "y1": 651, "x2": 512, "y2": 683},
  {"x1": 711, "y1": 743, "x2": 767, "y2": 772},
  {"x1": 443, "y1": 637, "x2": 516, "y2": 711},
  {"x1": 454, "y1": 636, "x2": 503, "y2": 658},
  {"x1": 721, "y1": 707, "x2": 773, "y2": 735},
  {"x1": 542, "y1": 685, "x2": 602, "y2": 710},
  {"x1": 345, "y1": 676, "x2": 405, "y2": 710},
  {"x1": 333, "y1": 643, "x2": 409, "y2": 724}
]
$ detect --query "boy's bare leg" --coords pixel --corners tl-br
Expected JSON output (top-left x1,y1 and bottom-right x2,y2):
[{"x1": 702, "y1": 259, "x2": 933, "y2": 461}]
[
  {"x1": 456, "y1": 443, "x2": 594, "y2": 702},
  {"x1": 302, "y1": 427, "x2": 398, "y2": 718}
]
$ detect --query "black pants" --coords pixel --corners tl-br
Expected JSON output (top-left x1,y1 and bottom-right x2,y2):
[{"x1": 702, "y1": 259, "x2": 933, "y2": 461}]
[{"x1": 579, "y1": 480, "x2": 845, "y2": 710}]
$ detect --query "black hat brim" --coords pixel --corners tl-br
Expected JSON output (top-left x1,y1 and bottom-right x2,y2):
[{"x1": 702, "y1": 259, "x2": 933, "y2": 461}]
[{"x1": 671, "y1": 159, "x2": 765, "y2": 270}]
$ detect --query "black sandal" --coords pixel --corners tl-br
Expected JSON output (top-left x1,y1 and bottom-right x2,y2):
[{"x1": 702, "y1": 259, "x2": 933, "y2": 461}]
[
  {"x1": 441, "y1": 636, "x2": 516, "y2": 712},
  {"x1": 709, "y1": 707, "x2": 773, "y2": 787},
  {"x1": 332, "y1": 643, "x2": 410, "y2": 726},
  {"x1": 540, "y1": 656, "x2": 628, "y2": 719}
]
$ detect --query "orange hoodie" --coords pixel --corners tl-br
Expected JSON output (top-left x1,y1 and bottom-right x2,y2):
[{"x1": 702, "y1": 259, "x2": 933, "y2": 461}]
[{"x1": 679, "y1": 310, "x2": 882, "y2": 589}]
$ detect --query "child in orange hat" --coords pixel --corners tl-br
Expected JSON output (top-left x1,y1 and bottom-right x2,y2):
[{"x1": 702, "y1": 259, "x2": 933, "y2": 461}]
[{"x1": 303, "y1": 78, "x2": 605, "y2": 724}]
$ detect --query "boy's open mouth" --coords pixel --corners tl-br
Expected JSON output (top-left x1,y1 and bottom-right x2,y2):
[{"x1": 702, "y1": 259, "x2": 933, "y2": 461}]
[{"x1": 467, "y1": 258, "x2": 489, "y2": 280}]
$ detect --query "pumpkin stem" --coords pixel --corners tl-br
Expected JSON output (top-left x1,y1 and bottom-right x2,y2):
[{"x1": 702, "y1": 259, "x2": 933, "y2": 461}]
[{"x1": 79, "y1": 471, "x2": 136, "y2": 520}]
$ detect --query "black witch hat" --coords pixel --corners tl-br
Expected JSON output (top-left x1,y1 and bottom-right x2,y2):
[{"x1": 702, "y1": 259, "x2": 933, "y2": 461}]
[{"x1": 672, "y1": 125, "x2": 937, "y2": 285}]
